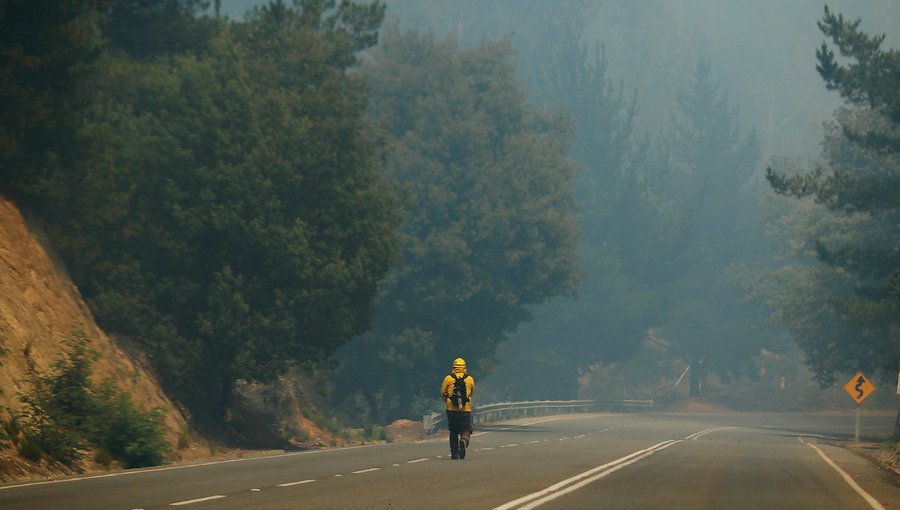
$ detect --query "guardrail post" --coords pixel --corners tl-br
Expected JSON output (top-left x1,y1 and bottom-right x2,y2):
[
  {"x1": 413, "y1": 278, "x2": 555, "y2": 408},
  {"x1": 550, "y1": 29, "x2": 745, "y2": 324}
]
[{"x1": 423, "y1": 413, "x2": 433, "y2": 434}]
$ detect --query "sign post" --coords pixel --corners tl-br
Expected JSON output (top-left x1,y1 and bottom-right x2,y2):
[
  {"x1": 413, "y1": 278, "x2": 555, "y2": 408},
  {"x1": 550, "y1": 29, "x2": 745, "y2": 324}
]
[{"x1": 843, "y1": 372, "x2": 876, "y2": 442}]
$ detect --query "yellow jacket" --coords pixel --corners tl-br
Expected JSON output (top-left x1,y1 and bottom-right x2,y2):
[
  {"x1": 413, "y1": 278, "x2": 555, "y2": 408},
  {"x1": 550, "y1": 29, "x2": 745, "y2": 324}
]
[{"x1": 441, "y1": 368, "x2": 475, "y2": 412}]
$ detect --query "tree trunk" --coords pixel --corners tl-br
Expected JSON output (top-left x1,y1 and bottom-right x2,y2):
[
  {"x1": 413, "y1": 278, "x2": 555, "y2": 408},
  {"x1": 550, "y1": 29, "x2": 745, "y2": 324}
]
[
  {"x1": 893, "y1": 401, "x2": 900, "y2": 439},
  {"x1": 220, "y1": 374, "x2": 234, "y2": 421},
  {"x1": 689, "y1": 359, "x2": 703, "y2": 398}
]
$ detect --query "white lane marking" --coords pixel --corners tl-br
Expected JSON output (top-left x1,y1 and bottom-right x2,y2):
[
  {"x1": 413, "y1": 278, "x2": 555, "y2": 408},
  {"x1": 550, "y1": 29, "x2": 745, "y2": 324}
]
[
  {"x1": 0, "y1": 443, "x2": 384, "y2": 491},
  {"x1": 407, "y1": 458, "x2": 429, "y2": 464},
  {"x1": 501, "y1": 444, "x2": 519, "y2": 448},
  {"x1": 352, "y1": 468, "x2": 380, "y2": 474},
  {"x1": 170, "y1": 495, "x2": 227, "y2": 506},
  {"x1": 492, "y1": 440, "x2": 680, "y2": 510},
  {"x1": 493, "y1": 427, "x2": 730, "y2": 510},
  {"x1": 685, "y1": 427, "x2": 734, "y2": 440},
  {"x1": 277, "y1": 479, "x2": 316, "y2": 487},
  {"x1": 803, "y1": 439, "x2": 885, "y2": 510}
]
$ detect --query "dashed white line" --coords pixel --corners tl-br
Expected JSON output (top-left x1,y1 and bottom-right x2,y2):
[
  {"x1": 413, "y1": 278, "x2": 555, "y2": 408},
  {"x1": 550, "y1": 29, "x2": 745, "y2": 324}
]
[
  {"x1": 352, "y1": 468, "x2": 381, "y2": 474},
  {"x1": 170, "y1": 495, "x2": 227, "y2": 506},
  {"x1": 277, "y1": 479, "x2": 316, "y2": 487},
  {"x1": 407, "y1": 458, "x2": 430, "y2": 464},
  {"x1": 0, "y1": 443, "x2": 384, "y2": 491}
]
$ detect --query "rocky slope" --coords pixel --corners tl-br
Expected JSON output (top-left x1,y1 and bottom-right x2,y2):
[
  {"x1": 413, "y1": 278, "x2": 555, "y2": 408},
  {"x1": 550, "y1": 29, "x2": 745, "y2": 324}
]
[{"x1": 0, "y1": 195, "x2": 186, "y2": 467}]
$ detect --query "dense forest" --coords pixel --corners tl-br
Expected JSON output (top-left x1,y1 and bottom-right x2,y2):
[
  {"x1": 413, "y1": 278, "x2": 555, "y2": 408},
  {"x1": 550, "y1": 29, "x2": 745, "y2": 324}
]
[{"x1": 1, "y1": 0, "x2": 898, "y2": 447}]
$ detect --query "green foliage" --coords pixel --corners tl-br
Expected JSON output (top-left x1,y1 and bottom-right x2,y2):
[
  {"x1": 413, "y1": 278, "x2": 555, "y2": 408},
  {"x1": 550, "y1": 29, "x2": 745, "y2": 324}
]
[
  {"x1": 763, "y1": 8, "x2": 899, "y2": 385},
  {"x1": 102, "y1": 0, "x2": 217, "y2": 58},
  {"x1": 816, "y1": 6, "x2": 900, "y2": 132},
  {"x1": 177, "y1": 426, "x2": 191, "y2": 450},
  {"x1": 28, "y1": 0, "x2": 396, "y2": 424},
  {"x1": 18, "y1": 333, "x2": 170, "y2": 467},
  {"x1": 2, "y1": 412, "x2": 21, "y2": 447},
  {"x1": 94, "y1": 449, "x2": 113, "y2": 469},
  {"x1": 0, "y1": 0, "x2": 108, "y2": 205},
  {"x1": 485, "y1": 5, "x2": 678, "y2": 400},
  {"x1": 654, "y1": 58, "x2": 778, "y2": 397},
  {"x1": 88, "y1": 381, "x2": 169, "y2": 467},
  {"x1": 335, "y1": 24, "x2": 579, "y2": 421},
  {"x1": 18, "y1": 436, "x2": 42, "y2": 463},
  {"x1": 360, "y1": 422, "x2": 386, "y2": 442}
]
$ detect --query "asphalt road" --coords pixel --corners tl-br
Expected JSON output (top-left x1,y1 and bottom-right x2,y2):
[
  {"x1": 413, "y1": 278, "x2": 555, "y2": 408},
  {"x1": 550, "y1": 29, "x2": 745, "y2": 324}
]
[{"x1": 1, "y1": 411, "x2": 898, "y2": 509}]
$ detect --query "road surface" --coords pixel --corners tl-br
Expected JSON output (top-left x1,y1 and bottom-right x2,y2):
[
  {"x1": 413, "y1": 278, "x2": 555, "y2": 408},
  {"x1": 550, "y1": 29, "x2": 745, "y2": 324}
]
[{"x1": 1, "y1": 411, "x2": 898, "y2": 509}]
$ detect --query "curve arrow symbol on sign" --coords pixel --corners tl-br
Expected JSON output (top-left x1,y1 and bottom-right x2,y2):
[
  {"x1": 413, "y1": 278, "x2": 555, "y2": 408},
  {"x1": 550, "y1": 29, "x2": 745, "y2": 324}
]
[{"x1": 855, "y1": 376, "x2": 865, "y2": 399}]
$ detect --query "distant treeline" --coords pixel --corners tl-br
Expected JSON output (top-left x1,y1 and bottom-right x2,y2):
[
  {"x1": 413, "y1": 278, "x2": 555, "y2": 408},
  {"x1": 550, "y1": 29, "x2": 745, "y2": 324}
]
[
  {"x1": 1, "y1": 1, "x2": 897, "y2": 430},
  {"x1": 0, "y1": 0, "x2": 581, "y2": 425}
]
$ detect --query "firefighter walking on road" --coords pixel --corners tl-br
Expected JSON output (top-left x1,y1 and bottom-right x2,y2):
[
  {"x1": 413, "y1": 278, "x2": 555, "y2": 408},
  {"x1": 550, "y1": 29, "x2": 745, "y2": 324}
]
[{"x1": 441, "y1": 357, "x2": 475, "y2": 459}]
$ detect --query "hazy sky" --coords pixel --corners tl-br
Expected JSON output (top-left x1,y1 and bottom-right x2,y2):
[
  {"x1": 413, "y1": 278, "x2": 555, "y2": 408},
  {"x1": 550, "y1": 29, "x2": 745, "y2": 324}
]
[{"x1": 219, "y1": 0, "x2": 900, "y2": 163}]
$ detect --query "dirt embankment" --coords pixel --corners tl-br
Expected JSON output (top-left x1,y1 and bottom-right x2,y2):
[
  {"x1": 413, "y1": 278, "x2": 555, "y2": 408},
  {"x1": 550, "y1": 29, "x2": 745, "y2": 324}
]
[
  {"x1": 0, "y1": 195, "x2": 398, "y2": 482},
  {"x1": 0, "y1": 195, "x2": 187, "y2": 477}
]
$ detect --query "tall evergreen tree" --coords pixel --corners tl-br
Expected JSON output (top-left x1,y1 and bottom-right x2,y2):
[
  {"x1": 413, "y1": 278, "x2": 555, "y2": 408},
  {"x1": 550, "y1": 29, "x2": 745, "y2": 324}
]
[
  {"x1": 102, "y1": 0, "x2": 217, "y2": 58},
  {"x1": 334, "y1": 25, "x2": 579, "y2": 422},
  {"x1": 0, "y1": 0, "x2": 108, "y2": 207},
  {"x1": 660, "y1": 58, "x2": 775, "y2": 397},
  {"x1": 765, "y1": 7, "x2": 900, "y2": 390},
  {"x1": 48, "y1": 0, "x2": 396, "y2": 424},
  {"x1": 484, "y1": 6, "x2": 681, "y2": 401}
]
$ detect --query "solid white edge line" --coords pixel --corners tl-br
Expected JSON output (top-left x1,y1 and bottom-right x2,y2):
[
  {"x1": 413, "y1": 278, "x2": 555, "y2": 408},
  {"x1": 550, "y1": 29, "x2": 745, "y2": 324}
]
[
  {"x1": 805, "y1": 441, "x2": 885, "y2": 510},
  {"x1": 491, "y1": 439, "x2": 679, "y2": 510},
  {"x1": 277, "y1": 479, "x2": 316, "y2": 487},
  {"x1": 0, "y1": 443, "x2": 383, "y2": 491},
  {"x1": 169, "y1": 495, "x2": 226, "y2": 506}
]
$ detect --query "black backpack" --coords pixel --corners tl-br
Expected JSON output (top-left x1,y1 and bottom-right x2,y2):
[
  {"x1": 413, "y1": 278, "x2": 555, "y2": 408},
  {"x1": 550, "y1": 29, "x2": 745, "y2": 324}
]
[{"x1": 450, "y1": 373, "x2": 469, "y2": 408}]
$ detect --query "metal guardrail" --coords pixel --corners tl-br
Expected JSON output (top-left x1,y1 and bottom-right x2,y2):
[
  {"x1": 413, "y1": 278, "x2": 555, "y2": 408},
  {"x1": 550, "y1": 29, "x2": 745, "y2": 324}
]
[{"x1": 423, "y1": 399, "x2": 654, "y2": 434}]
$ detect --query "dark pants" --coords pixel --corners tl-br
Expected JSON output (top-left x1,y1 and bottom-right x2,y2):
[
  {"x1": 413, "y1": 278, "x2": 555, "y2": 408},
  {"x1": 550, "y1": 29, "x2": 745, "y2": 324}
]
[{"x1": 447, "y1": 410, "x2": 473, "y2": 455}]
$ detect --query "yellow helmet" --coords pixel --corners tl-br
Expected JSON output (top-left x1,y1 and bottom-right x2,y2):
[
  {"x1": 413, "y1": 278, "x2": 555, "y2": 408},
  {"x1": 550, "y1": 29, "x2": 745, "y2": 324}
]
[{"x1": 452, "y1": 357, "x2": 466, "y2": 369}]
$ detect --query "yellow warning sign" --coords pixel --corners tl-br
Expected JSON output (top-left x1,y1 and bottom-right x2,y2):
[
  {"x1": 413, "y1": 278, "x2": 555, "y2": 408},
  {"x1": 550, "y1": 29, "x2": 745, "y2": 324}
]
[{"x1": 843, "y1": 372, "x2": 876, "y2": 405}]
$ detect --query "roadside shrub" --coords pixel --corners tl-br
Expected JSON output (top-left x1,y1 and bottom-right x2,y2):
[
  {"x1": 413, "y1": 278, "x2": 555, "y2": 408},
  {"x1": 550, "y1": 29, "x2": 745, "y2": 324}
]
[
  {"x1": 2, "y1": 412, "x2": 21, "y2": 447},
  {"x1": 18, "y1": 332, "x2": 170, "y2": 467},
  {"x1": 361, "y1": 423, "x2": 387, "y2": 442},
  {"x1": 94, "y1": 449, "x2": 113, "y2": 469},
  {"x1": 177, "y1": 426, "x2": 191, "y2": 450},
  {"x1": 88, "y1": 381, "x2": 169, "y2": 468},
  {"x1": 18, "y1": 435, "x2": 42, "y2": 462}
]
